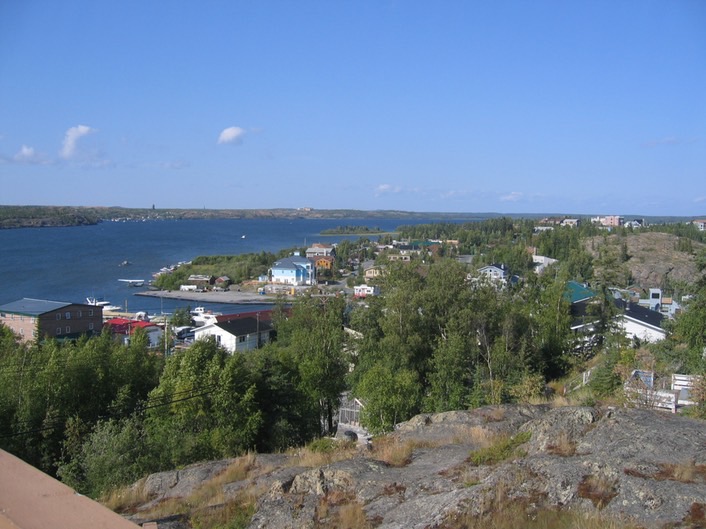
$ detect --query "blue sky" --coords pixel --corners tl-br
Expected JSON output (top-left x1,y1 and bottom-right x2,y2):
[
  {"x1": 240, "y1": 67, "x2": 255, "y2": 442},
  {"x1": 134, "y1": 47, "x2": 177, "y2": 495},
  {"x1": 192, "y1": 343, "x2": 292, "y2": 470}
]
[{"x1": 1, "y1": 1, "x2": 704, "y2": 216}]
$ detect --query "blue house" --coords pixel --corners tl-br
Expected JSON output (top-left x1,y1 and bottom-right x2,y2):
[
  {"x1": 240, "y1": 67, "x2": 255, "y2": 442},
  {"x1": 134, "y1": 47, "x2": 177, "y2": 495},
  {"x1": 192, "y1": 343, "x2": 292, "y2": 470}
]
[{"x1": 269, "y1": 256, "x2": 315, "y2": 286}]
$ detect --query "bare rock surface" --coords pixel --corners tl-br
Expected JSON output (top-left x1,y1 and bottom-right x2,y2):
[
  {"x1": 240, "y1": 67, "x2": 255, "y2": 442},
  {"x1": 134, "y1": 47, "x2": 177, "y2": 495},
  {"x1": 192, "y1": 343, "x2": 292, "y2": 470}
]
[{"x1": 124, "y1": 405, "x2": 706, "y2": 529}]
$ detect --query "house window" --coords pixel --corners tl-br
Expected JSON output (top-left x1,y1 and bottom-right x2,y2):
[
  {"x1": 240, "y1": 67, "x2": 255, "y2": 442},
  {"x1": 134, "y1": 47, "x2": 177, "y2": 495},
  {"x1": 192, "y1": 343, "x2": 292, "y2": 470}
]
[
  {"x1": 77, "y1": 310, "x2": 82, "y2": 318},
  {"x1": 89, "y1": 323, "x2": 94, "y2": 331},
  {"x1": 238, "y1": 335, "x2": 246, "y2": 343},
  {"x1": 216, "y1": 335, "x2": 221, "y2": 344},
  {"x1": 65, "y1": 326, "x2": 71, "y2": 334},
  {"x1": 56, "y1": 327, "x2": 62, "y2": 335},
  {"x1": 19, "y1": 329, "x2": 24, "y2": 336},
  {"x1": 89, "y1": 309, "x2": 94, "y2": 317},
  {"x1": 65, "y1": 311, "x2": 71, "y2": 320},
  {"x1": 56, "y1": 314, "x2": 61, "y2": 320}
]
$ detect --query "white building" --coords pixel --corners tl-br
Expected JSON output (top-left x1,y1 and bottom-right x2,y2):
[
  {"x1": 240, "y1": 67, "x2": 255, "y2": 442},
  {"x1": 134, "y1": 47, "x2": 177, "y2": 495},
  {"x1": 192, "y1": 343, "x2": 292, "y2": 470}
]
[{"x1": 194, "y1": 316, "x2": 273, "y2": 353}]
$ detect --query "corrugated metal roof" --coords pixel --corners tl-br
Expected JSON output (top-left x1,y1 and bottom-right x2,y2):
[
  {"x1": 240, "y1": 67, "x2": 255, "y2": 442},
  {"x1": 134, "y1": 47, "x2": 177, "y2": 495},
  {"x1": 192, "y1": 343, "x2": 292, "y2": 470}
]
[
  {"x1": 0, "y1": 298, "x2": 72, "y2": 316},
  {"x1": 564, "y1": 281, "x2": 596, "y2": 304}
]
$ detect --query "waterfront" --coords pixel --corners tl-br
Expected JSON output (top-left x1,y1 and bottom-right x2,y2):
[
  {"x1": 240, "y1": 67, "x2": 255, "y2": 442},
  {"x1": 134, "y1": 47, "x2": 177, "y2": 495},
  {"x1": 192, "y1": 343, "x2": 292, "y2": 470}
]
[{"x1": 0, "y1": 217, "x2": 453, "y2": 315}]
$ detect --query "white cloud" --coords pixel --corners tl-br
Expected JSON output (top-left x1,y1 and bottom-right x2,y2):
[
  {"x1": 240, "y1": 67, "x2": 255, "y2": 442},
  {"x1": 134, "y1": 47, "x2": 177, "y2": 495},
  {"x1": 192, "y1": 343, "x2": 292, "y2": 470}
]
[
  {"x1": 10, "y1": 144, "x2": 51, "y2": 165},
  {"x1": 217, "y1": 126, "x2": 245, "y2": 145},
  {"x1": 500, "y1": 191, "x2": 523, "y2": 202},
  {"x1": 60, "y1": 124, "x2": 96, "y2": 159},
  {"x1": 694, "y1": 196, "x2": 706, "y2": 203},
  {"x1": 14, "y1": 145, "x2": 38, "y2": 163},
  {"x1": 374, "y1": 183, "x2": 402, "y2": 196}
]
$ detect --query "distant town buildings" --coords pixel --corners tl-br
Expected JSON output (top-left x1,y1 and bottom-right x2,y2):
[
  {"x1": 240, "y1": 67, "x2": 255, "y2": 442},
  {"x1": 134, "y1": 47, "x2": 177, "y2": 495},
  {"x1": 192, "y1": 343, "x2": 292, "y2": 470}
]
[
  {"x1": 693, "y1": 219, "x2": 706, "y2": 231},
  {"x1": 592, "y1": 215, "x2": 624, "y2": 227}
]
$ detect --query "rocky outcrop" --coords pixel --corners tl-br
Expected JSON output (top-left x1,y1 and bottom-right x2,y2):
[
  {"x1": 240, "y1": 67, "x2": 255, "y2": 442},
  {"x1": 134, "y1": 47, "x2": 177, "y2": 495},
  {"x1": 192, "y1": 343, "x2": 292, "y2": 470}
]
[{"x1": 123, "y1": 405, "x2": 706, "y2": 529}]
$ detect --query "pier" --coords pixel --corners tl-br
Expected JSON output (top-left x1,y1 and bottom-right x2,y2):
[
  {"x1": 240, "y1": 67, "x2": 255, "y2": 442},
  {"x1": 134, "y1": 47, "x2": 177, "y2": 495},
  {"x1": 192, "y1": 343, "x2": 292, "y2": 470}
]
[{"x1": 135, "y1": 289, "x2": 278, "y2": 305}]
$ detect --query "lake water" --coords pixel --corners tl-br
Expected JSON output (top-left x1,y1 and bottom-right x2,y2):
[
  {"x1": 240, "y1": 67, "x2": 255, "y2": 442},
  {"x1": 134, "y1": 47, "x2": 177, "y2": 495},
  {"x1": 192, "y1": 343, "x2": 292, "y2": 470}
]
[{"x1": 0, "y1": 217, "x2": 447, "y2": 314}]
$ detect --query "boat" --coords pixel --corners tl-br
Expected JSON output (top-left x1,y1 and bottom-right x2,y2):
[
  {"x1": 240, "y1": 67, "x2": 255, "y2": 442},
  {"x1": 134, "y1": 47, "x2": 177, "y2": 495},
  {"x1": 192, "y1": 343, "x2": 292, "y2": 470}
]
[
  {"x1": 241, "y1": 235, "x2": 246, "y2": 239},
  {"x1": 86, "y1": 297, "x2": 122, "y2": 311},
  {"x1": 190, "y1": 306, "x2": 221, "y2": 326},
  {"x1": 118, "y1": 260, "x2": 131, "y2": 267},
  {"x1": 118, "y1": 279, "x2": 145, "y2": 287}
]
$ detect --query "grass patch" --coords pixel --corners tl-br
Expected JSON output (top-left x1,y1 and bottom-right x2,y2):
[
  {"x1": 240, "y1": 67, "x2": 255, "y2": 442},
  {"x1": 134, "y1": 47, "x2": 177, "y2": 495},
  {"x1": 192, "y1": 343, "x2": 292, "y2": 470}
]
[
  {"x1": 442, "y1": 503, "x2": 642, "y2": 529},
  {"x1": 116, "y1": 455, "x2": 268, "y2": 528},
  {"x1": 683, "y1": 503, "x2": 706, "y2": 527},
  {"x1": 371, "y1": 437, "x2": 415, "y2": 467},
  {"x1": 468, "y1": 431, "x2": 531, "y2": 466},
  {"x1": 577, "y1": 474, "x2": 618, "y2": 509},
  {"x1": 190, "y1": 497, "x2": 256, "y2": 529},
  {"x1": 624, "y1": 460, "x2": 706, "y2": 484},
  {"x1": 101, "y1": 479, "x2": 153, "y2": 513},
  {"x1": 315, "y1": 491, "x2": 372, "y2": 529},
  {"x1": 546, "y1": 431, "x2": 577, "y2": 457},
  {"x1": 287, "y1": 438, "x2": 357, "y2": 468},
  {"x1": 370, "y1": 437, "x2": 437, "y2": 467},
  {"x1": 481, "y1": 407, "x2": 506, "y2": 422}
]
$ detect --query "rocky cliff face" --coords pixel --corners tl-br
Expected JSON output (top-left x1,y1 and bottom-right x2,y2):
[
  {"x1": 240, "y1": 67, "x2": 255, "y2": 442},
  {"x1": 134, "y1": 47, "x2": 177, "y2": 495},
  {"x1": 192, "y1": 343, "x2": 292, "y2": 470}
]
[
  {"x1": 584, "y1": 232, "x2": 706, "y2": 288},
  {"x1": 123, "y1": 405, "x2": 706, "y2": 529}
]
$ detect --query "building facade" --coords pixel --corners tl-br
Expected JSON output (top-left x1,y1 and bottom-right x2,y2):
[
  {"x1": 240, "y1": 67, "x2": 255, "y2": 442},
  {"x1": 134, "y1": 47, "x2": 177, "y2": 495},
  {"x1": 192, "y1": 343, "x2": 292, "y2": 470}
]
[{"x1": 0, "y1": 298, "x2": 103, "y2": 342}]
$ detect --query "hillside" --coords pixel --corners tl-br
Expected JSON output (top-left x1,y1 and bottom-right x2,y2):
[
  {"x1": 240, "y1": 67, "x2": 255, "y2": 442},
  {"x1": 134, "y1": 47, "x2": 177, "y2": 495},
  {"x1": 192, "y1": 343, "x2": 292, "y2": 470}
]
[
  {"x1": 585, "y1": 231, "x2": 706, "y2": 289},
  {"x1": 117, "y1": 405, "x2": 706, "y2": 529}
]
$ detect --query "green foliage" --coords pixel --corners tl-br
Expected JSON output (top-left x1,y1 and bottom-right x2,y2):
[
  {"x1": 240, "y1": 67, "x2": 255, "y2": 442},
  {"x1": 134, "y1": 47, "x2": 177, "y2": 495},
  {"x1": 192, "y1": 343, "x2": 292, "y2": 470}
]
[
  {"x1": 275, "y1": 295, "x2": 349, "y2": 436},
  {"x1": 306, "y1": 437, "x2": 338, "y2": 453},
  {"x1": 170, "y1": 307, "x2": 193, "y2": 327},
  {"x1": 468, "y1": 431, "x2": 531, "y2": 466},
  {"x1": 0, "y1": 329, "x2": 162, "y2": 478},
  {"x1": 588, "y1": 349, "x2": 622, "y2": 397},
  {"x1": 357, "y1": 364, "x2": 421, "y2": 435},
  {"x1": 154, "y1": 251, "x2": 285, "y2": 290},
  {"x1": 57, "y1": 415, "x2": 151, "y2": 498}
]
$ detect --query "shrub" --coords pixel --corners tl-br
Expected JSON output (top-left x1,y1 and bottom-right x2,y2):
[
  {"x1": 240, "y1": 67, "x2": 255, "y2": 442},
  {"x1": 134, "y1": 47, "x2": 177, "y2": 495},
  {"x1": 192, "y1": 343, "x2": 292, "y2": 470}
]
[{"x1": 468, "y1": 431, "x2": 531, "y2": 466}]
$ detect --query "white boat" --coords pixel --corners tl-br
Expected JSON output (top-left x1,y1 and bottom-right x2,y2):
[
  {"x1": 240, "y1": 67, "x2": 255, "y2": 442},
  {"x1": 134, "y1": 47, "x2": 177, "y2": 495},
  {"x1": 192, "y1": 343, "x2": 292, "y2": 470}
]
[
  {"x1": 118, "y1": 279, "x2": 145, "y2": 287},
  {"x1": 86, "y1": 297, "x2": 122, "y2": 311},
  {"x1": 191, "y1": 306, "x2": 221, "y2": 326}
]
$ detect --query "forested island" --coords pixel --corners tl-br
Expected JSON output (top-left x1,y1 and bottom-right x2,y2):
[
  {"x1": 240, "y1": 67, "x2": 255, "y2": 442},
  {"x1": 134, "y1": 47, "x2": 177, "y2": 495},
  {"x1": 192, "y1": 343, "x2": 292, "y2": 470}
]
[{"x1": 320, "y1": 225, "x2": 386, "y2": 235}]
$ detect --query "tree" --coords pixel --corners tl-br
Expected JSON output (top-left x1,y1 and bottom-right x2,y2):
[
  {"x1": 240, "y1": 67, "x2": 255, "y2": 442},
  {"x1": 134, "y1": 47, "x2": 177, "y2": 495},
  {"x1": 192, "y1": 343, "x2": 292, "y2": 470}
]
[
  {"x1": 277, "y1": 296, "x2": 348, "y2": 436},
  {"x1": 425, "y1": 331, "x2": 473, "y2": 412},
  {"x1": 357, "y1": 364, "x2": 421, "y2": 434}
]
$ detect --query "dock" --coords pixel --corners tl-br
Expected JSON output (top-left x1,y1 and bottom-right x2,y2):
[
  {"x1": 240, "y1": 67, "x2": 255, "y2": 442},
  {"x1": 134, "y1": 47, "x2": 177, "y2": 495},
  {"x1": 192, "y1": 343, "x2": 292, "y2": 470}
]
[{"x1": 135, "y1": 289, "x2": 278, "y2": 305}]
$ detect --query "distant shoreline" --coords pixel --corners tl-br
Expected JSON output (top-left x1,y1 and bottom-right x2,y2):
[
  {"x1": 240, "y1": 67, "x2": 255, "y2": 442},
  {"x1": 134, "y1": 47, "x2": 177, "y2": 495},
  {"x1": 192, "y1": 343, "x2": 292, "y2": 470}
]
[{"x1": 0, "y1": 205, "x2": 495, "y2": 229}]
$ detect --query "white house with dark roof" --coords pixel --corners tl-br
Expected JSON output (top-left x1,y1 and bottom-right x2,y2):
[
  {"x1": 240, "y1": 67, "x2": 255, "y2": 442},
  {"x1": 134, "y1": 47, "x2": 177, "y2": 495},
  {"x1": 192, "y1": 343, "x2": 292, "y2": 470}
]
[
  {"x1": 269, "y1": 255, "x2": 315, "y2": 285},
  {"x1": 194, "y1": 316, "x2": 273, "y2": 353},
  {"x1": 616, "y1": 299, "x2": 666, "y2": 343},
  {"x1": 0, "y1": 298, "x2": 102, "y2": 342}
]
